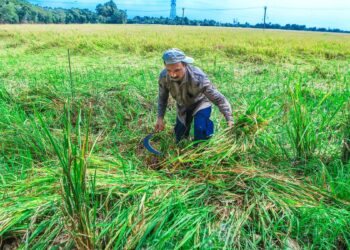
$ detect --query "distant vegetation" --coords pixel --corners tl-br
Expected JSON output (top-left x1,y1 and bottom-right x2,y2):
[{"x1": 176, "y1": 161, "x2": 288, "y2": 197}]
[
  {"x1": 0, "y1": 0, "x2": 348, "y2": 33},
  {"x1": 128, "y1": 16, "x2": 349, "y2": 33},
  {"x1": 0, "y1": 0, "x2": 127, "y2": 24}
]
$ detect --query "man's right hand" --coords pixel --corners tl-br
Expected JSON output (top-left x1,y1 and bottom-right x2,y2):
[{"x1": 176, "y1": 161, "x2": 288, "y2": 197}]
[{"x1": 154, "y1": 117, "x2": 165, "y2": 132}]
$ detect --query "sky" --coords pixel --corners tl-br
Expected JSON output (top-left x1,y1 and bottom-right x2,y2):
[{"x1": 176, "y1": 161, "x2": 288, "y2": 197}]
[{"x1": 28, "y1": 0, "x2": 350, "y2": 30}]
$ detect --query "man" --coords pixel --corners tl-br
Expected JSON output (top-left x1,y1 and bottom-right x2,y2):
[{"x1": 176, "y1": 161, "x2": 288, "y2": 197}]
[{"x1": 155, "y1": 48, "x2": 233, "y2": 143}]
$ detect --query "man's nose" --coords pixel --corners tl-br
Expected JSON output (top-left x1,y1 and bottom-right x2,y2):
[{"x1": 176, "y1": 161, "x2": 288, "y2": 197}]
[{"x1": 170, "y1": 72, "x2": 177, "y2": 78}]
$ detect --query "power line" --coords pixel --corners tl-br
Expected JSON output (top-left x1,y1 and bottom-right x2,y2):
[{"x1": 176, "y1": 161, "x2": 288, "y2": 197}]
[
  {"x1": 28, "y1": 1, "x2": 350, "y2": 11},
  {"x1": 270, "y1": 6, "x2": 350, "y2": 11},
  {"x1": 185, "y1": 7, "x2": 261, "y2": 11},
  {"x1": 30, "y1": 0, "x2": 78, "y2": 4},
  {"x1": 127, "y1": 10, "x2": 169, "y2": 13}
]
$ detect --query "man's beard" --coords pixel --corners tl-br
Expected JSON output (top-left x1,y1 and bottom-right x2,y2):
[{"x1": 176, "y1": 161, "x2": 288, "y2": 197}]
[{"x1": 170, "y1": 76, "x2": 183, "y2": 82}]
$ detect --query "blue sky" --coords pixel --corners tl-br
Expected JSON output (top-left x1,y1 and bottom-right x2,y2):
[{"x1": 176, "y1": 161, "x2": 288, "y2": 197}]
[{"x1": 29, "y1": 0, "x2": 350, "y2": 30}]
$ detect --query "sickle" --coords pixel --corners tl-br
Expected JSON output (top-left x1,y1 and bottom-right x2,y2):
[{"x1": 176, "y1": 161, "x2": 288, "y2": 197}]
[{"x1": 143, "y1": 133, "x2": 163, "y2": 156}]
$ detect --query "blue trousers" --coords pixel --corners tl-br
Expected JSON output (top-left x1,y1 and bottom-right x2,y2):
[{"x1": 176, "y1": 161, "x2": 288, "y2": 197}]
[{"x1": 174, "y1": 106, "x2": 214, "y2": 143}]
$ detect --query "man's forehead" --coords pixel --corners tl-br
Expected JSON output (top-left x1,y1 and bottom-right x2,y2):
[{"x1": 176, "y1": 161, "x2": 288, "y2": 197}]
[{"x1": 166, "y1": 63, "x2": 184, "y2": 70}]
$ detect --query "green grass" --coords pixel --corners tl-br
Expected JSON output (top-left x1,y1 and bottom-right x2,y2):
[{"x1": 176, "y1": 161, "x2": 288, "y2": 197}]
[{"x1": 0, "y1": 24, "x2": 350, "y2": 249}]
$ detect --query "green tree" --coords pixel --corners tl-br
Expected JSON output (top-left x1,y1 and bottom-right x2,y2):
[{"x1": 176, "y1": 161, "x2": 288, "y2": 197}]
[
  {"x1": 37, "y1": 10, "x2": 53, "y2": 23},
  {"x1": 0, "y1": 2, "x2": 19, "y2": 23},
  {"x1": 96, "y1": 0, "x2": 117, "y2": 17},
  {"x1": 16, "y1": 5, "x2": 37, "y2": 23},
  {"x1": 96, "y1": 0, "x2": 126, "y2": 24},
  {"x1": 52, "y1": 9, "x2": 66, "y2": 23}
]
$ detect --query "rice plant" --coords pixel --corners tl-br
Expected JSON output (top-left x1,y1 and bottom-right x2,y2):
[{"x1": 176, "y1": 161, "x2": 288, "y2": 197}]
[
  {"x1": 284, "y1": 82, "x2": 346, "y2": 162},
  {"x1": 341, "y1": 101, "x2": 350, "y2": 164},
  {"x1": 39, "y1": 104, "x2": 97, "y2": 249}
]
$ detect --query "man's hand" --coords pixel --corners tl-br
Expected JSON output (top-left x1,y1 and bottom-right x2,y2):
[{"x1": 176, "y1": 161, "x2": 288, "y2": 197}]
[
  {"x1": 228, "y1": 120, "x2": 234, "y2": 128},
  {"x1": 155, "y1": 117, "x2": 165, "y2": 132}
]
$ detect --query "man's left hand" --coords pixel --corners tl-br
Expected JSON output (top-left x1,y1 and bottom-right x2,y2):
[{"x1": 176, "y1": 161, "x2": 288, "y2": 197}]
[{"x1": 228, "y1": 120, "x2": 234, "y2": 128}]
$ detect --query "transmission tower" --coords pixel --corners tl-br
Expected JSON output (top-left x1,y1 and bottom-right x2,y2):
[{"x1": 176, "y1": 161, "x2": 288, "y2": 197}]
[{"x1": 170, "y1": 0, "x2": 176, "y2": 19}]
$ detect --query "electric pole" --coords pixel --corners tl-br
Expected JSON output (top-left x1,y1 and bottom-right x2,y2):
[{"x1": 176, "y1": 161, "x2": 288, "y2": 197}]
[
  {"x1": 263, "y1": 6, "x2": 267, "y2": 29},
  {"x1": 182, "y1": 8, "x2": 185, "y2": 25},
  {"x1": 233, "y1": 18, "x2": 238, "y2": 26}
]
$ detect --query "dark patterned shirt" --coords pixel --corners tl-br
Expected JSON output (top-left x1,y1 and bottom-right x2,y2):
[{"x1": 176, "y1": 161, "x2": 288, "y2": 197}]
[{"x1": 158, "y1": 64, "x2": 233, "y2": 124}]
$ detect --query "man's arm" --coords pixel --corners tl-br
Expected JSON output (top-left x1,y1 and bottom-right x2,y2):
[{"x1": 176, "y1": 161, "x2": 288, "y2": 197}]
[
  {"x1": 157, "y1": 78, "x2": 169, "y2": 119},
  {"x1": 201, "y1": 76, "x2": 234, "y2": 124},
  {"x1": 155, "y1": 78, "x2": 169, "y2": 132}
]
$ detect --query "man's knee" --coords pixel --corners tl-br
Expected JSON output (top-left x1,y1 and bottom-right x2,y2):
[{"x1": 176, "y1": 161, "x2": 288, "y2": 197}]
[
  {"x1": 174, "y1": 118, "x2": 190, "y2": 143},
  {"x1": 194, "y1": 110, "x2": 214, "y2": 141}
]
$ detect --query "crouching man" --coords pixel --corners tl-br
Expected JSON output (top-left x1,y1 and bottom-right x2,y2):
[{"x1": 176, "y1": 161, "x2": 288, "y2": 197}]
[{"x1": 155, "y1": 48, "x2": 233, "y2": 143}]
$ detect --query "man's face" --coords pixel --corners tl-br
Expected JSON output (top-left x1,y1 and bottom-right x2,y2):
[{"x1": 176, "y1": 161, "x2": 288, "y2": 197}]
[{"x1": 165, "y1": 62, "x2": 186, "y2": 81}]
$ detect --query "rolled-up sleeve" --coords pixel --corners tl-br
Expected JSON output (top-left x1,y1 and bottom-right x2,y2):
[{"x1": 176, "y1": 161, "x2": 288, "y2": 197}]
[
  {"x1": 201, "y1": 76, "x2": 233, "y2": 122},
  {"x1": 157, "y1": 78, "x2": 169, "y2": 118}
]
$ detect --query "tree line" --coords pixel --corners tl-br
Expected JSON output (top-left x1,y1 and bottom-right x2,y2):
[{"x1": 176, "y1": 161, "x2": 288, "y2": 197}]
[
  {"x1": 0, "y1": 0, "x2": 348, "y2": 34},
  {"x1": 0, "y1": 0, "x2": 126, "y2": 24},
  {"x1": 128, "y1": 16, "x2": 349, "y2": 33}
]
